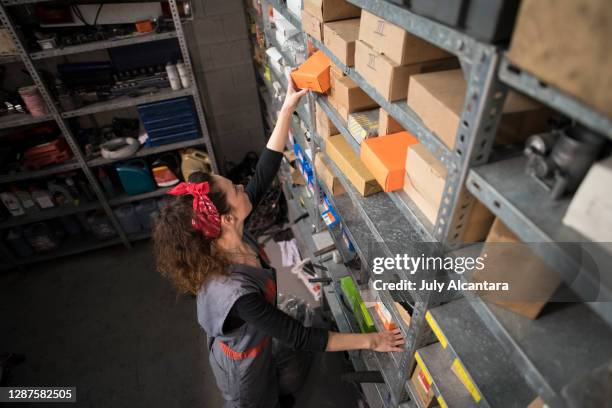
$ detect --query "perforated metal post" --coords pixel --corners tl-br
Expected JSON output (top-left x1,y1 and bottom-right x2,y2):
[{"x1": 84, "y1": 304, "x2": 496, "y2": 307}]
[
  {"x1": 0, "y1": 4, "x2": 131, "y2": 248},
  {"x1": 168, "y1": 0, "x2": 219, "y2": 174},
  {"x1": 434, "y1": 49, "x2": 509, "y2": 248}
]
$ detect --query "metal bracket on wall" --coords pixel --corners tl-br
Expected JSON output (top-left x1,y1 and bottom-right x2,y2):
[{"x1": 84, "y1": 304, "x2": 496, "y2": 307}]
[
  {"x1": 433, "y1": 49, "x2": 509, "y2": 249},
  {"x1": 167, "y1": 0, "x2": 219, "y2": 174},
  {"x1": 0, "y1": 4, "x2": 131, "y2": 249}
]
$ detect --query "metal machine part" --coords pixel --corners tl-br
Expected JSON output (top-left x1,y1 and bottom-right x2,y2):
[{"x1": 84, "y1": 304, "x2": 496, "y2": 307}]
[{"x1": 525, "y1": 125, "x2": 605, "y2": 199}]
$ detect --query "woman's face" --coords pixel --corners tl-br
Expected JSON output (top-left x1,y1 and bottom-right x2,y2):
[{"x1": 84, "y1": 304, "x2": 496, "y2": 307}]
[{"x1": 213, "y1": 175, "x2": 252, "y2": 223}]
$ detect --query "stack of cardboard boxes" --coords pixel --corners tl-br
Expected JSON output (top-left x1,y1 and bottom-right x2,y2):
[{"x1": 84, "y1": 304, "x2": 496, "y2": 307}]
[
  {"x1": 355, "y1": 10, "x2": 458, "y2": 102},
  {"x1": 301, "y1": 0, "x2": 361, "y2": 42}
]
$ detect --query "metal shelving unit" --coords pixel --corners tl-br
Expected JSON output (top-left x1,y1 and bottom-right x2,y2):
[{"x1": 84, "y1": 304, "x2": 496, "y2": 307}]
[
  {"x1": 254, "y1": 1, "x2": 612, "y2": 407},
  {"x1": 0, "y1": 0, "x2": 217, "y2": 268}
]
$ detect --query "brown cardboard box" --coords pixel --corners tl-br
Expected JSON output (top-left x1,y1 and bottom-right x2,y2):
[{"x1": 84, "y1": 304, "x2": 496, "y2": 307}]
[
  {"x1": 315, "y1": 153, "x2": 345, "y2": 196},
  {"x1": 328, "y1": 69, "x2": 377, "y2": 113},
  {"x1": 473, "y1": 218, "x2": 562, "y2": 319},
  {"x1": 358, "y1": 10, "x2": 450, "y2": 66},
  {"x1": 379, "y1": 108, "x2": 403, "y2": 135},
  {"x1": 324, "y1": 19, "x2": 360, "y2": 67},
  {"x1": 304, "y1": 0, "x2": 361, "y2": 23},
  {"x1": 407, "y1": 69, "x2": 550, "y2": 148},
  {"x1": 411, "y1": 365, "x2": 435, "y2": 408},
  {"x1": 316, "y1": 104, "x2": 339, "y2": 138},
  {"x1": 508, "y1": 0, "x2": 612, "y2": 118},
  {"x1": 302, "y1": 9, "x2": 324, "y2": 42},
  {"x1": 325, "y1": 135, "x2": 382, "y2": 196},
  {"x1": 355, "y1": 40, "x2": 458, "y2": 102},
  {"x1": 330, "y1": 62, "x2": 345, "y2": 78},
  {"x1": 403, "y1": 144, "x2": 494, "y2": 241}
]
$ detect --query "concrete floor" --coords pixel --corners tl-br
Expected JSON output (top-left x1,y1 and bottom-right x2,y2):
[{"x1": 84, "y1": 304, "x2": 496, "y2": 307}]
[{"x1": 0, "y1": 241, "x2": 358, "y2": 408}]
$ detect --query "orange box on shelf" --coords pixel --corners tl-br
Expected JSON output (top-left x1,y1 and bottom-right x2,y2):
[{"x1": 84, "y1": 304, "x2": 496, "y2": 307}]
[
  {"x1": 375, "y1": 302, "x2": 396, "y2": 330},
  {"x1": 291, "y1": 50, "x2": 331, "y2": 93},
  {"x1": 135, "y1": 20, "x2": 154, "y2": 33},
  {"x1": 360, "y1": 131, "x2": 418, "y2": 192}
]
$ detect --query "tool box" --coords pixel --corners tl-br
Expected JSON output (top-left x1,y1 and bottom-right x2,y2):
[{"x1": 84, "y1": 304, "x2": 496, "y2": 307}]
[{"x1": 137, "y1": 96, "x2": 200, "y2": 146}]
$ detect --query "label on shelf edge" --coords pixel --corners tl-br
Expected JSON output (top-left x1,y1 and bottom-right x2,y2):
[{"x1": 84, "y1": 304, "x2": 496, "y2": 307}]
[
  {"x1": 451, "y1": 358, "x2": 482, "y2": 403},
  {"x1": 425, "y1": 311, "x2": 448, "y2": 348},
  {"x1": 414, "y1": 352, "x2": 433, "y2": 386},
  {"x1": 437, "y1": 395, "x2": 448, "y2": 408}
]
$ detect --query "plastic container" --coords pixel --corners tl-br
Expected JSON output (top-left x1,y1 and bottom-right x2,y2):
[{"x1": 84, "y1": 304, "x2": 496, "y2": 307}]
[
  {"x1": 5, "y1": 227, "x2": 34, "y2": 257},
  {"x1": 115, "y1": 160, "x2": 156, "y2": 196},
  {"x1": 31, "y1": 188, "x2": 55, "y2": 209},
  {"x1": 180, "y1": 149, "x2": 212, "y2": 181},
  {"x1": 0, "y1": 191, "x2": 25, "y2": 217},
  {"x1": 86, "y1": 213, "x2": 117, "y2": 240},
  {"x1": 13, "y1": 187, "x2": 39, "y2": 214},
  {"x1": 135, "y1": 199, "x2": 158, "y2": 230},
  {"x1": 176, "y1": 61, "x2": 191, "y2": 89},
  {"x1": 24, "y1": 222, "x2": 61, "y2": 253},
  {"x1": 114, "y1": 204, "x2": 142, "y2": 234}
]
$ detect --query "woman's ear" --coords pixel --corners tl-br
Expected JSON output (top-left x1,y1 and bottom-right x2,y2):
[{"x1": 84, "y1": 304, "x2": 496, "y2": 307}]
[{"x1": 221, "y1": 213, "x2": 234, "y2": 226}]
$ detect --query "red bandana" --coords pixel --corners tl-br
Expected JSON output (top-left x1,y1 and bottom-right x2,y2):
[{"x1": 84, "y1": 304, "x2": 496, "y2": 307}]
[{"x1": 167, "y1": 182, "x2": 221, "y2": 238}]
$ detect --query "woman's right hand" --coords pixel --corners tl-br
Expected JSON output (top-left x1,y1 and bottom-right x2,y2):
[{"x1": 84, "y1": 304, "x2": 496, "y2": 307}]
[{"x1": 369, "y1": 329, "x2": 405, "y2": 352}]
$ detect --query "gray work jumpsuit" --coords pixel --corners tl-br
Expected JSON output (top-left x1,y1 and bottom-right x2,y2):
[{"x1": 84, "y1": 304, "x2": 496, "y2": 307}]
[{"x1": 197, "y1": 263, "x2": 280, "y2": 408}]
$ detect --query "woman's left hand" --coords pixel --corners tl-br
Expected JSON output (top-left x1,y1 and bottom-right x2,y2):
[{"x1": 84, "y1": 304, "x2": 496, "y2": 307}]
[{"x1": 282, "y1": 69, "x2": 308, "y2": 112}]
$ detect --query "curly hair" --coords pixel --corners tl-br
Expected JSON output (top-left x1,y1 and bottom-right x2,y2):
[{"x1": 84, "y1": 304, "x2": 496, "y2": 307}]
[{"x1": 152, "y1": 172, "x2": 231, "y2": 295}]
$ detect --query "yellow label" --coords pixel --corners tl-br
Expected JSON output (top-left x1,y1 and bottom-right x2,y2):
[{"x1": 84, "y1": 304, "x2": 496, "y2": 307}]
[
  {"x1": 414, "y1": 352, "x2": 433, "y2": 386},
  {"x1": 425, "y1": 311, "x2": 448, "y2": 348},
  {"x1": 437, "y1": 395, "x2": 448, "y2": 408},
  {"x1": 452, "y1": 358, "x2": 482, "y2": 402}
]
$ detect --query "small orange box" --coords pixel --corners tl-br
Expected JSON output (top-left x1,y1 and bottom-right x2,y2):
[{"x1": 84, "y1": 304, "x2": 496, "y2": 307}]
[
  {"x1": 290, "y1": 50, "x2": 331, "y2": 93},
  {"x1": 360, "y1": 131, "x2": 418, "y2": 192},
  {"x1": 135, "y1": 20, "x2": 154, "y2": 33}
]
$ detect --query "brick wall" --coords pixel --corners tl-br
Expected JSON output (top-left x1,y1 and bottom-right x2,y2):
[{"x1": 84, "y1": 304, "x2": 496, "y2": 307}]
[{"x1": 185, "y1": 0, "x2": 266, "y2": 174}]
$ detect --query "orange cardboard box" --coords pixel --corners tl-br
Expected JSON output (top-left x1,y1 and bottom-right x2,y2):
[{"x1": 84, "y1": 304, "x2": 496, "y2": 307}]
[
  {"x1": 360, "y1": 131, "x2": 418, "y2": 192},
  {"x1": 291, "y1": 50, "x2": 331, "y2": 93}
]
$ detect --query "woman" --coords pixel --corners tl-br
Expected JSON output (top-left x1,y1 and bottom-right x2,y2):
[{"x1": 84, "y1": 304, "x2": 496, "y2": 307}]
[{"x1": 153, "y1": 74, "x2": 404, "y2": 408}]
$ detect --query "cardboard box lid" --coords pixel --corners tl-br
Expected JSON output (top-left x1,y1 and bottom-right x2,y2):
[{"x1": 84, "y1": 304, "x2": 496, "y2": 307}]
[
  {"x1": 326, "y1": 135, "x2": 381, "y2": 196},
  {"x1": 291, "y1": 50, "x2": 331, "y2": 93},
  {"x1": 361, "y1": 131, "x2": 419, "y2": 192},
  {"x1": 304, "y1": 0, "x2": 361, "y2": 22},
  {"x1": 359, "y1": 10, "x2": 450, "y2": 66},
  {"x1": 406, "y1": 143, "x2": 447, "y2": 209}
]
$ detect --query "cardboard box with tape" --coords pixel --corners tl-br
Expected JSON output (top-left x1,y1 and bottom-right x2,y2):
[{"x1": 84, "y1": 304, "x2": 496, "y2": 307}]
[
  {"x1": 304, "y1": 0, "x2": 361, "y2": 23},
  {"x1": 325, "y1": 135, "x2": 381, "y2": 196},
  {"x1": 472, "y1": 218, "x2": 562, "y2": 319},
  {"x1": 291, "y1": 50, "x2": 331, "y2": 92},
  {"x1": 411, "y1": 364, "x2": 436, "y2": 408},
  {"x1": 379, "y1": 108, "x2": 403, "y2": 135},
  {"x1": 507, "y1": 0, "x2": 612, "y2": 118},
  {"x1": 348, "y1": 109, "x2": 378, "y2": 145},
  {"x1": 407, "y1": 69, "x2": 550, "y2": 148},
  {"x1": 328, "y1": 69, "x2": 377, "y2": 117},
  {"x1": 355, "y1": 39, "x2": 458, "y2": 101},
  {"x1": 403, "y1": 143, "x2": 494, "y2": 241},
  {"x1": 358, "y1": 10, "x2": 451, "y2": 66},
  {"x1": 314, "y1": 153, "x2": 345, "y2": 196},
  {"x1": 361, "y1": 131, "x2": 418, "y2": 192},
  {"x1": 323, "y1": 18, "x2": 360, "y2": 66},
  {"x1": 315, "y1": 104, "x2": 339, "y2": 138}
]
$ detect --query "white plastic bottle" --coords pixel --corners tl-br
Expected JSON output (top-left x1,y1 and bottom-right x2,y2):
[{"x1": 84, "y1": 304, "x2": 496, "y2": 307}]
[
  {"x1": 166, "y1": 62, "x2": 181, "y2": 91},
  {"x1": 176, "y1": 60, "x2": 191, "y2": 89}
]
